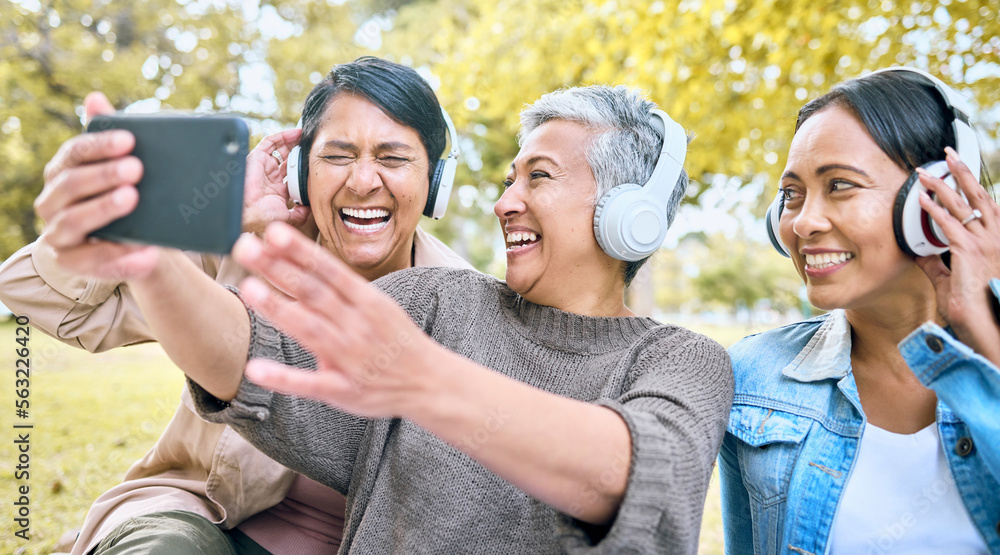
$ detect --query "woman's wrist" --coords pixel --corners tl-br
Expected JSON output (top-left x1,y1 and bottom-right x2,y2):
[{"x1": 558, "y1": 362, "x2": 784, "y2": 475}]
[{"x1": 398, "y1": 339, "x2": 470, "y2": 425}]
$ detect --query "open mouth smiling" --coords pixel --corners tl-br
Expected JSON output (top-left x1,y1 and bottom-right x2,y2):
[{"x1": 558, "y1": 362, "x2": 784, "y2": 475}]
[
  {"x1": 505, "y1": 231, "x2": 540, "y2": 252},
  {"x1": 340, "y1": 207, "x2": 391, "y2": 232},
  {"x1": 804, "y1": 251, "x2": 855, "y2": 270}
]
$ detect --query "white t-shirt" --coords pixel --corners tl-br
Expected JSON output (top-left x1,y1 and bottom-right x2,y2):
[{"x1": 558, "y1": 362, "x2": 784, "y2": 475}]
[{"x1": 828, "y1": 422, "x2": 987, "y2": 554}]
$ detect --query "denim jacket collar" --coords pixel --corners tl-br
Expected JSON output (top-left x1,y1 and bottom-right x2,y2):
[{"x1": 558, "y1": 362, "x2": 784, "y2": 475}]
[{"x1": 781, "y1": 309, "x2": 854, "y2": 383}]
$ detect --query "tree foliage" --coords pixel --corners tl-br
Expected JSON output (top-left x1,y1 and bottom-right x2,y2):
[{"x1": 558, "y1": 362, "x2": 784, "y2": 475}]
[
  {"x1": 2, "y1": 0, "x2": 998, "y2": 304},
  {"x1": 689, "y1": 231, "x2": 803, "y2": 313},
  {"x1": 384, "y1": 0, "x2": 999, "y2": 188},
  {"x1": 0, "y1": 0, "x2": 260, "y2": 258}
]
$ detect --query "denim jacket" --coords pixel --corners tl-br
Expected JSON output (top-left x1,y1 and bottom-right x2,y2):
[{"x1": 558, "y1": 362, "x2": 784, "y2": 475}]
[{"x1": 719, "y1": 279, "x2": 1000, "y2": 555}]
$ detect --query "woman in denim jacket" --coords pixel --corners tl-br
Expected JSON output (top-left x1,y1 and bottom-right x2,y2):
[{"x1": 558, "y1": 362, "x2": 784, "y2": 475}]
[{"x1": 720, "y1": 68, "x2": 1000, "y2": 555}]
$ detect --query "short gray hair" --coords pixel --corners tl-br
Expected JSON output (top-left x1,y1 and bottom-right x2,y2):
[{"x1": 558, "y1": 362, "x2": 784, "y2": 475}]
[{"x1": 518, "y1": 85, "x2": 688, "y2": 286}]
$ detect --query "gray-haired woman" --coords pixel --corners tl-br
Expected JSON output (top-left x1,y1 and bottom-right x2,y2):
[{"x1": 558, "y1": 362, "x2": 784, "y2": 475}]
[{"x1": 74, "y1": 85, "x2": 733, "y2": 553}]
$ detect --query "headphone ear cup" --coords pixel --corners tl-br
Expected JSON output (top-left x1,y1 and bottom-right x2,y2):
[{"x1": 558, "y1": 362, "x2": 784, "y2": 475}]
[
  {"x1": 893, "y1": 160, "x2": 951, "y2": 257},
  {"x1": 892, "y1": 172, "x2": 921, "y2": 257},
  {"x1": 594, "y1": 184, "x2": 667, "y2": 261},
  {"x1": 766, "y1": 192, "x2": 790, "y2": 258},
  {"x1": 285, "y1": 145, "x2": 309, "y2": 206},
  {"x1": 423, "y1": 158, "x2": 456, "y2": 219}
]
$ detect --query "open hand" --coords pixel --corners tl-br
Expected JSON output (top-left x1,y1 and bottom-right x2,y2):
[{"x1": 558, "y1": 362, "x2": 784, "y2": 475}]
[{"x1": 231, "y1": 222, "x2": 443, "y2": 418}]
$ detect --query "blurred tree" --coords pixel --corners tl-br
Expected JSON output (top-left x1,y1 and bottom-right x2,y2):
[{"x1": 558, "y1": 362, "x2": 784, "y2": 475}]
[
  {"x1": 0, "y1": 0, "x2": 259, "y2": 259},
  {"x1": 5, "y1": 0, "x2": 999, "y2": 292},
  {"x1": 380, "y1": 0, "x2": 1000, "y2": 287},
  {"x1": 385, "y1": 0, "x2": 998, "y2": 191},
  {"x1": 691, "y1": 230, "x2": 802, "y2": 313}
]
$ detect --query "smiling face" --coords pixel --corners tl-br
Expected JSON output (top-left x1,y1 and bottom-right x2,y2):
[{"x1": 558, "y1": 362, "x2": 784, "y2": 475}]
[
  {"x1": 778, "y1": 105, "x2": 932, "y2": 312},
  {"x1": 307, "y1": 93, "x2": 430, "y2": 281},
  {"x1": 495, "y1": 119, "x2": 627, "y2": 315}
]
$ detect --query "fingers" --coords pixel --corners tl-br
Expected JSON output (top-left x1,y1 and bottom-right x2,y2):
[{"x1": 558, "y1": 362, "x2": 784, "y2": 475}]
[
  {"x1": 36, "y1": 156, "x2": 143, "y2": 222},
  {"x1": 40, "y1": 130, "x2": 137, "y2": 225},
  {"x1": 245, "y1": 359, "x2": 353, "y2": 401},
  {"x1": 254, "y1": 127, "x2": 303, "y2": 153},
  {"x1": 83, "y1": 92, "x2": 115, "y2": 125},
  {"x1": 251, "y1": 128, "x2": 303, "y2": 170},
  {"x1": 913, "y1": 253, "x2": 949, "y2": 287},
  {"x1": 44, "y1": 130, "x2": 135, "y2": 184},
  {"x1": 236, "y1": 223, "x2": 371, "y2": 302},
  {"x1": 42, "y1": 186, "x2": 139, "y2": 249},
  {"x1": 239, "y1": 275, "x2": 354, "y2": 370},
  {"x1": 945, "y1": 147, "x2": 997, "y2": 227},
  {"x1": 286, "y1": 205, "x2": 311, "y2": 228}
]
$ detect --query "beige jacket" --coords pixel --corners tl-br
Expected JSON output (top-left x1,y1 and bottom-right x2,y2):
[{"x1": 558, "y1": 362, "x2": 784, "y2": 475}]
[{"x1": 0, "y1": 228, "x2": 473, "y2": 555}]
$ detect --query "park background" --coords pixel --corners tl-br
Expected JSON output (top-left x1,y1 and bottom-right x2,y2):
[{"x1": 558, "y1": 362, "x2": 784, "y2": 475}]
[{"x1": 1, "y1": 0, "x2": 998, "y2": 553}]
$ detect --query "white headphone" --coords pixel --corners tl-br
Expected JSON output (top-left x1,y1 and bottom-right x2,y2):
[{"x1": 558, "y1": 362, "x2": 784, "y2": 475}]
[
  {"x1": 593, "y1": 109, "x2": 687, "y2": 261},
  {"x1": 766, "y1": 66, "x2": 981, "y2": 258},
  {"x1": 285, "y1": 106, "x2": 460, "y2": 220}
]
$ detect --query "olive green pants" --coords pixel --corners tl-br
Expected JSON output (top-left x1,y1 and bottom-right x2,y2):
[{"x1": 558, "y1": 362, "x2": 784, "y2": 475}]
[{"x1": 91, "y1": 510, "x2": 271, "y2": 555}]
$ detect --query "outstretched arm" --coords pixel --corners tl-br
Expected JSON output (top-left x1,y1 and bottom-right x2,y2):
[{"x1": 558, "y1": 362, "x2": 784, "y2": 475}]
[
  {"x1": 127, "y1": 250, "x2": 250, "y2": 400},
  {"x1": 231, "y1": 223, "x2": 629, "y2": 524},
  {"x1": 230, "y1": 222, "x2": 732, "y2": 533},
  {"x1": 23, "y1": 91, "x2": 254, "y2": 399}
]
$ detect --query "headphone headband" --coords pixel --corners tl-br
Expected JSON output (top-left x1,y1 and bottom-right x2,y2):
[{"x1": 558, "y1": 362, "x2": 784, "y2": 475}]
[
  {"x1": 592, "y1": 108, "x2": 687, "y2": 262},
  {"x1": 872, "y1": 66, "x2": 981, "y2": 175},
  {"x1": 644, "y1": 109, "x2": 688, "y2": 205},
  {"x1": 440, "y1": 106, "x2": 460, "y2": 162},
  {"x1": 423, "y1": 106, "x2": 460, "y2": 219}
]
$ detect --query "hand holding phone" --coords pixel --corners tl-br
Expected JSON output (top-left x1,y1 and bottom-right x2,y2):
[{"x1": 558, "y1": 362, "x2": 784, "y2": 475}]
[{"x1": 84, "y1": 114, "x2": 248, "y2": 254}]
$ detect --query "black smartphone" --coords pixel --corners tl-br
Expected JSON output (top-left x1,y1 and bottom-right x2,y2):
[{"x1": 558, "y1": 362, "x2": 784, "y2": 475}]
[{"x1": 86, "y1": 113, "x2": 248, "y2": 254}]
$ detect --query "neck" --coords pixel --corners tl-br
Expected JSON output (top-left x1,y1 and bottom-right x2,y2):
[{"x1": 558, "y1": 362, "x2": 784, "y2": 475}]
[
  {"x1": 522, "y1": 267, "x2": 633, "y2": 318},
  {"x1": 321, "y1": 234, "x2": 415, "y2": 283},
  {"x1": 845, "y1": 284, "x2": 940, "y2": 375},
  {"x1": 846, "y1": 291, "x2": 941, "y2": 433}
]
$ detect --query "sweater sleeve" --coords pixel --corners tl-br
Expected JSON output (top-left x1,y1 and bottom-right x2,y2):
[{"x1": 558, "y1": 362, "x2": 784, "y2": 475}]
[
  {"x1": 188, "y1": 287, "x2": 367, "y2": 496},
  {"x1": 557, "y1": 328, "x2": 735, "y2": 554}
]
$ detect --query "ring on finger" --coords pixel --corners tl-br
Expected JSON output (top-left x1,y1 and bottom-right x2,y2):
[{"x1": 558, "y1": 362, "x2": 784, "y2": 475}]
[
  {"x1": 270, "y1": 150, "x2": 284, "y2": 165},
  {"x1": 960, "y1": 208, "x2": 983, "y2": 227}
]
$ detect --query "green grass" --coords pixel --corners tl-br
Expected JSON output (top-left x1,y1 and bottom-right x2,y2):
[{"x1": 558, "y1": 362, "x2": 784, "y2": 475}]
[
  {"x1": 0, "y1": 320, "x2": 184, "y2": 555},
  {"x1": 0, "y1": 319, "x2": 743, "y2": 555}
]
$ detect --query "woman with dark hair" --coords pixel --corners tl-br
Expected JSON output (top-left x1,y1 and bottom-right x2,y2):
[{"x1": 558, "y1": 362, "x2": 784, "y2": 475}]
[
  {"x1": 719, "y1": 68, "x2": 1000, "y2": 554},
  {"x1": 0, "y1": 56, "x2": 471, "y2": 554}
]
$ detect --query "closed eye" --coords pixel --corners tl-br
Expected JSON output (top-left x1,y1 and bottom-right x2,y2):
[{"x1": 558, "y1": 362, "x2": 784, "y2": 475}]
[
  {"x1": 321, "y1": 155, "x2": 353, "y2": 165},
  {"x1": 378, "y1": 155, "x2": 412, "y2": 168}
]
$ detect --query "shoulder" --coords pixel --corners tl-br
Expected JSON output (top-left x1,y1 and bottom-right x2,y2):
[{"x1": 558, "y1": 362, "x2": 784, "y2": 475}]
[
  {"x1": 413, "y1": 226, "x2": 476, "y2": 270},
  {"x1": 728, "y1": 315, "x2": 828, "y2": 374},
  {"x1": 630, "y1": 323, "x2": 734, "y2": 385},
  {"x1": 372, "y1": 267, "x2": 500, "y2": 306}
]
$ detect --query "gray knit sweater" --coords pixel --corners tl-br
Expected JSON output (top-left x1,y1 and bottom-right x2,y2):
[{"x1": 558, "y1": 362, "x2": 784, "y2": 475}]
[{"x1": 191, "y1": 267, "x2": 733, "y2": 554}]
